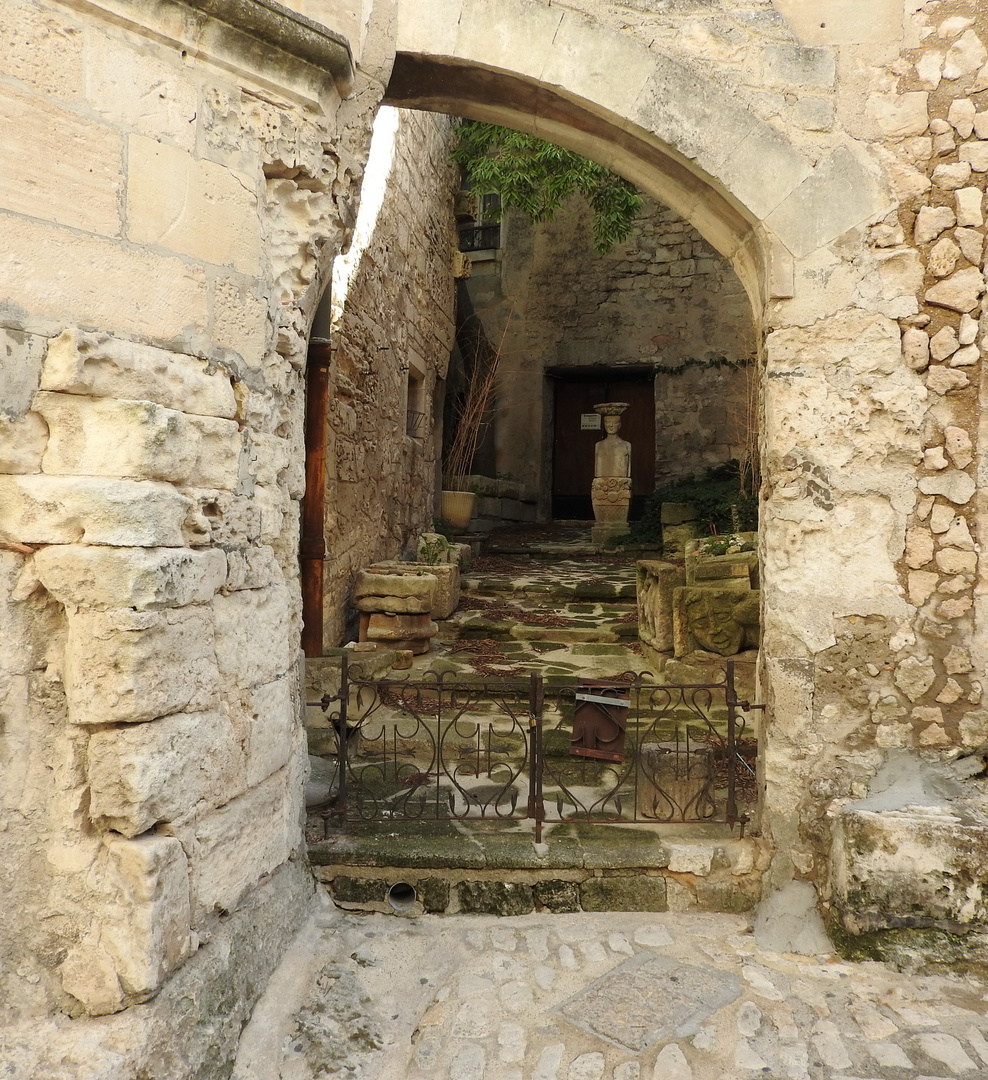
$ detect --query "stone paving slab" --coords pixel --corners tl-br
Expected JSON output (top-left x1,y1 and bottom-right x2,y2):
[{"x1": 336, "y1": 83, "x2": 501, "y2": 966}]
[
  {"x1": 462, "y1": 558, "x2": 639, "y2": 601},
  {"x1": 421, "y1": 638, "x2": 647, "y2": 681},
  {"x1": 309, "y1": 819, "x2": 737, "y2": 870},
  {"x1": 233, "y1": 896, "x2": 988, "y2": 1080},
  {"x1": 446, "y1": 601, "x2": 639, "y2": 640}
]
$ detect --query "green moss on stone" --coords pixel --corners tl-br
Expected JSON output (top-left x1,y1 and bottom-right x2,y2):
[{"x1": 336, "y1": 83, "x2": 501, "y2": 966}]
[
  {"x1": 418, "y1": 877, "x2": 450, "y2": 913},
  {"x1": 332, "y1": 876, "x2": 387, "y2": 904},
  {"x1": 570, "y1": 644, "x2": 628, "y2": 656},
  {"x1": 574, "y1": 584, "x2": 620, "y2": 600},
  {"x1": 830, "y1": 919, "x2": 988, "y2": 975},
  {"x1": 694, "y1": 877, "x2": 758, "y2": 914},
  {"x1": 458, "y1": 880, "x2": 535, "y2": 916},
  {"x1": 580, "y1": 874, "x2": 667, "y2": 912},
  {"x1": 534, "y1": 879, "x2": 580, "y2": 912}
]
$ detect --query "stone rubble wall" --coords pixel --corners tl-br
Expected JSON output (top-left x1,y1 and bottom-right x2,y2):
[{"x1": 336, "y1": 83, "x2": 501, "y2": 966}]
[
  {"x1": 324, "y1": 107, "x2": 458, "y2": 646},
  {"x1": 0, "y1": 1, "x2": 385, "y2": 1074},
  {"x1": 467, "y1": 196, "x2": 754, "y2": 495},
  {"x1": 755, "y1": 2, "x2": 988, "y2": 941}
]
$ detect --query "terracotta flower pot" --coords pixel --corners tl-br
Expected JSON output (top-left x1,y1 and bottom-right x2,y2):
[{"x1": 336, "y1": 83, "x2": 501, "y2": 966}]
[{"x1": 440, "y1": 489, "x2": 476, "y2": 529}]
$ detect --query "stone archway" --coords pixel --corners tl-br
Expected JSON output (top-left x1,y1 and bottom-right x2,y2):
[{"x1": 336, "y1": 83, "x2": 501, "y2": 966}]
[
  {"x1": 387, "y1": 0, "x2": 886, "y2": 309},
  {"x1": 370, "y1": 0, "x2": 988, "y2": 967},
  {"x1": 379, "y1": 0, "x2": 895, "y2": 895}
]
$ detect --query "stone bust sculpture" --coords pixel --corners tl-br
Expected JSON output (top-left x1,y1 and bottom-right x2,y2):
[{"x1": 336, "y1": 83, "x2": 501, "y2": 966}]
[{"x1": 595, "y1": 412, "x2": 631, "y2": 479}]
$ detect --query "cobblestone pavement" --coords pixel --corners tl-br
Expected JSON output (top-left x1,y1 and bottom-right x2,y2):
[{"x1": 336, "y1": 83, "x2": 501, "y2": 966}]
[{"x1": 233, "y1": 895, "x2": 988, "y2": 1080}]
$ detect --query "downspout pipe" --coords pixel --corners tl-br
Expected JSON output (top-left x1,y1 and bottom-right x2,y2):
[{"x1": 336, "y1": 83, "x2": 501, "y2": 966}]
[{"x1": 301, "y1": 332, "x2": 331, "y2": 657}]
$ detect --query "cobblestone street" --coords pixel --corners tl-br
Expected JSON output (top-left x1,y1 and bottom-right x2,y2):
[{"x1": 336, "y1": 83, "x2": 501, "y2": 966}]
[{"x1": 233, "y1": 894, "x2": 988, "y2": 1080}]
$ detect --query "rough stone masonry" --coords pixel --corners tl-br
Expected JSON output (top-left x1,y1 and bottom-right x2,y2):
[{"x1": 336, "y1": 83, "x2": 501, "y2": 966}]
[{"x1": 1, "y1": 0, "x2": 988, "y2": 1076}]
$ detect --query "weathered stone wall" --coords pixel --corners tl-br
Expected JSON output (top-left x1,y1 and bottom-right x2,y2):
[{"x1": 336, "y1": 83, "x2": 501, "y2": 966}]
[
  {"x1": 0, "y1": 1, "x2": 382, "y2": 1074},
  {"x1": 323, "y1": 107, "x2": 458, "y2": 646},
  {"x1": 3, "y1": 0, "x2": 988, "y2": 1071},
  {"x1": 466, "y1": 196, "x2": 754, "y2": 495}
]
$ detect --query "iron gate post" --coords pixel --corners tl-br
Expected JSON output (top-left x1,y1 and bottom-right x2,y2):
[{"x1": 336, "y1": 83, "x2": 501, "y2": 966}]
[
  {"x1": 721, "y1": 656, "x2": 738, "y2": 825},
  {"x1": 528, "y1": 672, "x2": 545, "y2": 844}
]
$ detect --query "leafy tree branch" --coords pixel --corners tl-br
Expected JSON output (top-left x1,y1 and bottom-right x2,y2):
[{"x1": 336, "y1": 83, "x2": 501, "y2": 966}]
[{"x1": 452, "y1": 121, "x2": 642, "y2": 254}]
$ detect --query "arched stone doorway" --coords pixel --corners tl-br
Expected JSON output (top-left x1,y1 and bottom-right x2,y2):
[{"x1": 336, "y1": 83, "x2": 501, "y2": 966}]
[{"x1": 377, "y1": 0, "x2": 891, "y2": 898}]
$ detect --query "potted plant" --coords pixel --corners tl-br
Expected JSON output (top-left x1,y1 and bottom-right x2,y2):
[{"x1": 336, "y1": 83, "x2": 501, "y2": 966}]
[{"x1": 441, "y1": 309, "x2": 501, "y2": 529}]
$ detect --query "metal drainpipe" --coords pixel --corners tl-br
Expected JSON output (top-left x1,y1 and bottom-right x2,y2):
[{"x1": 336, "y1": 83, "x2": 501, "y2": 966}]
[{"x1": 301, "y1": 334, "x2": 331, "y2": 657}]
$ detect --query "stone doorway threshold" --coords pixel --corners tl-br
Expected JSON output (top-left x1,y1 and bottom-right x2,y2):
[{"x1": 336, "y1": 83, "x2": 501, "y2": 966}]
[{"x1": 307, "y1": 817, "x2": 767, "y2": 917}]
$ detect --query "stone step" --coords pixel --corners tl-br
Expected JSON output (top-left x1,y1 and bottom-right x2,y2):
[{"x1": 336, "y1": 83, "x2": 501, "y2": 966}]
[
  {"x1": 463, "y1": 577, "x2": 638, "y2": 601},
  {"x1": 486, "y1": 542, "x2": 661, "y2": 559},
  {"x1": 305, "y1": 648, "x2": 406, "y2": 701},
  {"x1": 446, "y1": 621, "x2": 638, "y2": 645},
  {"x1": 485, "y1": 543, "x2": 600, "y2": 557},
  {"x1": 307, "y1": 820, "x2": 764, "y2": 915}
]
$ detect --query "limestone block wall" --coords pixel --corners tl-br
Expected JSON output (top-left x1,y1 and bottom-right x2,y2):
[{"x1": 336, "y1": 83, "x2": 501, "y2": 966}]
[
  {"x1": 464, "y1": 196, "x2": 755, "y2": 497},
  {"x1": 0, "y1": 1, "x2": 382, "y2": 1074},
  {"x1": 324, "y1": 108, "x2": 458, "y2": 646}
]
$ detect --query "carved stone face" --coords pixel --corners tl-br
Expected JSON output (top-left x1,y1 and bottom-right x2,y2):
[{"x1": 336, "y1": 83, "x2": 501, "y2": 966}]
[
  {"x1": 603, "y1": 414, "x2": 622, "y2": 435},
  {"x1": 685, "y1": 592, "x2": 745, "y2": 656}
]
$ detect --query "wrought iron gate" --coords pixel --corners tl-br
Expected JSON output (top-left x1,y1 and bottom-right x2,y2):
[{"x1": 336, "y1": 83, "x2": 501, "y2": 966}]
[{"x1": 308, "y1": 658, "x2": 759, "y2": 842}]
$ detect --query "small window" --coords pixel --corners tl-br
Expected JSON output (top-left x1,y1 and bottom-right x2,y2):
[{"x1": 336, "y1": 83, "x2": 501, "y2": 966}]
[
  {"x1": 458, "y1": 192, "x2": 501, "y2": 253},
  {"x1": 406, "y1": 356, "x2": 427, "y2": 438}
]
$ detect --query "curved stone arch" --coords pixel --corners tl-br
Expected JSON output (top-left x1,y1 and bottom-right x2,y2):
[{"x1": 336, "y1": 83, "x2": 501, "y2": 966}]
[{"x1": 388, "y1": 0, "x2": 887, "y2": 311}]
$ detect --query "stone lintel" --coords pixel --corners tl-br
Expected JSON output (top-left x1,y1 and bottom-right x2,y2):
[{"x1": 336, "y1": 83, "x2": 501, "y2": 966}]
[{"x1": 94, "y1": 0, "x2": 354, "y2": 100}]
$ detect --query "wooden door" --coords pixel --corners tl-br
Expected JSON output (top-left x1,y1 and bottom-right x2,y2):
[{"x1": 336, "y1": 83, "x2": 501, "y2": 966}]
[{"x1": 551, "y1": 372, "x2": 655, "y2": 519}]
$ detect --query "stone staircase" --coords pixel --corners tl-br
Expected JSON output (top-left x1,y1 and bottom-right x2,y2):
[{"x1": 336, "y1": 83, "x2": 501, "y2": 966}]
[
  {"x1": 303, "y1": 527, "x2": 763, "y2": 916},
  {"x1": 434, "y1": 553, "x2": 642, "y2": 675}
]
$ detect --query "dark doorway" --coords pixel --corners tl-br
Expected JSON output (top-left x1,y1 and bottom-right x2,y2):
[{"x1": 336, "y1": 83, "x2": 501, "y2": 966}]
[{"x1": 550, "y1": 368, "x2": 655, "y2": 519}]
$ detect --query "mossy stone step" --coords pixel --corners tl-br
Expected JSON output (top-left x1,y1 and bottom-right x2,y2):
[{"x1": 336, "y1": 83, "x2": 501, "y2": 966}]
[
  {"x1": 308, "y1": 820, "x2": 760, "y2": 915},
  {"x1": 310, "y1": 819, "x2": 730, "y2": 871}
]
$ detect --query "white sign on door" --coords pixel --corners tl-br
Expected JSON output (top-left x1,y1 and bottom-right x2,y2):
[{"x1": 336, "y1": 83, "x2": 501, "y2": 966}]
[{"x1": 580, "y1": 413, "x2": 601, "y2": 430}]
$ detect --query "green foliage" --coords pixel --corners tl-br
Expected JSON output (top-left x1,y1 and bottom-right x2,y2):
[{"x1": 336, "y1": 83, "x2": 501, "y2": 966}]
[
  {"x1": 623, "y1": 460, "x2": 759, "y2": 546},
  {"x1": 418, "y1": 535, "x2": 453, "y2": 565},
  {"x1": 697, "y1": 534, "x2": 755, "y2": 556},
  {"x1": 452, "y1": 121, "x2": 642, "y2": 254}
]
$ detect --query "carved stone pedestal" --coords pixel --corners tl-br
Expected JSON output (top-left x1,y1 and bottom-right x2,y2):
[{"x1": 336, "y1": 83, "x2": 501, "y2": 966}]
[
  {"x1": 591, "y1": 475, "x2": 632, "y2": 546},
  {"x1": 359, "y1": 611, "x2": 438, "y2": 654}
]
